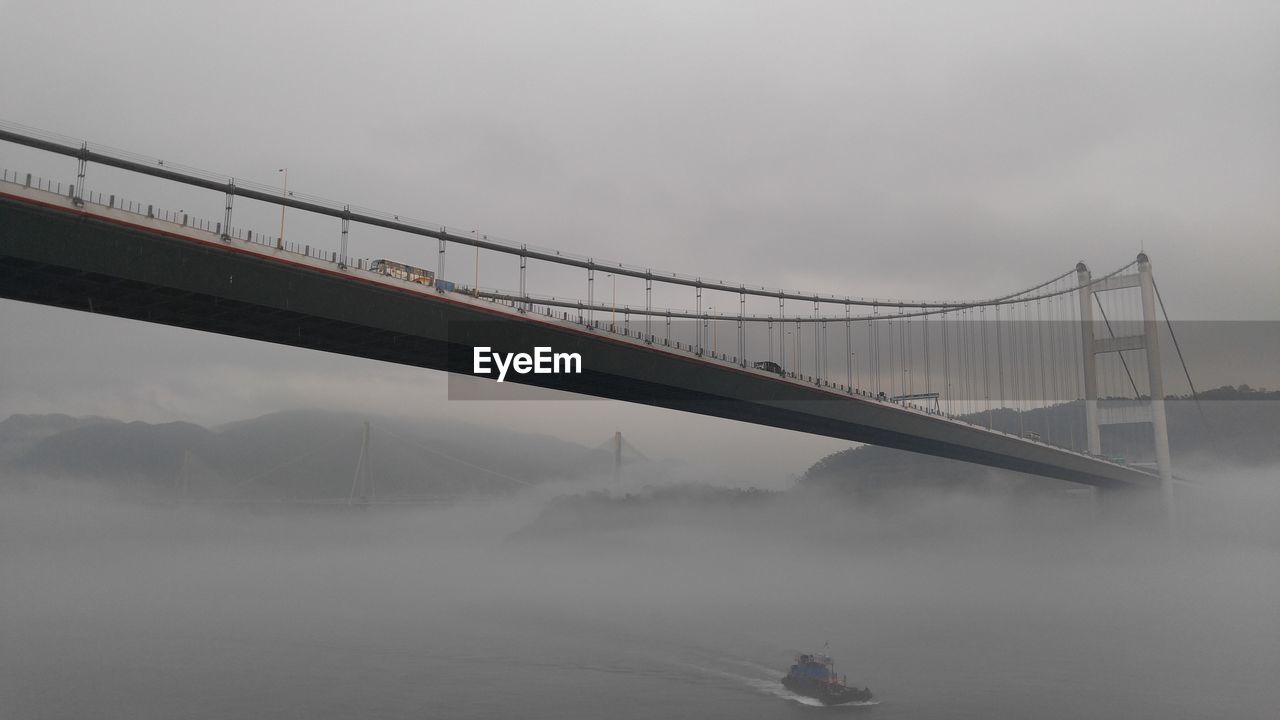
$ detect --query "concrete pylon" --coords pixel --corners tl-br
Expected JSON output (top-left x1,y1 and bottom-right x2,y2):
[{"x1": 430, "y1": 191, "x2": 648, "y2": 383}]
[
  {"x1": 348, "y1": 420, "x2": 373, "y2": 505},
  {"x1": 1079, "y1": 254, "x2": 1175, "y2": 529},
  {"x1": 613, "y1": 430, "x2": 622, "y2": 483},
  {"x1": 1076, "y1": 262, "x2": 1102, "y2": 456},
  {"x1": 1137, "y1": 253, "x2": 1175, "y2": 525}
]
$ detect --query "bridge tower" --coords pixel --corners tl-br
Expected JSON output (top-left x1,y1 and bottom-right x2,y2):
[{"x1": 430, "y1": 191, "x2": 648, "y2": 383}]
[
  {"x1": 613, "y1": 430, "x2": 622, "y2": 483},
  {"x1": 590, "y1": 431, "x2": 647, "y2": 483},
  {"x1": 348, "y1": 420, "x2": 374, "y2": 505},
  {"x1": 1076, "y1": 253, "x2": 1174, "y2": 519}
]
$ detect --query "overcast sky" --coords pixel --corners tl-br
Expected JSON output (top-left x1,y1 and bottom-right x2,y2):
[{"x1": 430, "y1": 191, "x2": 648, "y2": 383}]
[{"x1": 1, "y1": 1, "x2": 1277, "y2": 481}]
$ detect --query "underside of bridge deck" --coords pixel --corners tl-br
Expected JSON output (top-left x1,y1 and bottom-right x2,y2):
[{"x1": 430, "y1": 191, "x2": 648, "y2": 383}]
[{"x1": 0, "y1": 193, "x2": 1160, "y2": 490}]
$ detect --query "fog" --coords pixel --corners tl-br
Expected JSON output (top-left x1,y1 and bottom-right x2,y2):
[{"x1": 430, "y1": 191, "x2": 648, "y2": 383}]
[
  {"x1": 4, "y1": 1, "x2": 1278, "y2": 716},
  {"x1": 4, "y1": 465, "x2": 1278, "y2": 719}
]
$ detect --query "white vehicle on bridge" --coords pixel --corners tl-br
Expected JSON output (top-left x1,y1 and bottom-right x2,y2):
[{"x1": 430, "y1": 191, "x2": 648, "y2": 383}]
[
  {"x1": 752, "y1": 360, "x2": 783, "y2": 375},
  {"x1": 369, "y1": 258, "x2": 434, "y2": 286}
]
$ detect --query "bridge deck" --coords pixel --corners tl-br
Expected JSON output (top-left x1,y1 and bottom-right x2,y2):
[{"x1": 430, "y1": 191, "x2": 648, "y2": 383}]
[{"x1": 0, "y1": 181, "x2": 1159, "y2": 490}]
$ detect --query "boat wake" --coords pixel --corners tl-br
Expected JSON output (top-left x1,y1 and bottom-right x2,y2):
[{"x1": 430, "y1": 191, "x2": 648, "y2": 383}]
[
  {"x1": 756, "y1": 679, "x2": 880, "y2": 708},
  {"x1": 680, "y1": 659, "x2": 879, "y2": 708},
  {"x1": 747, "y1": 677, "x2": 826, "y2": 707}
]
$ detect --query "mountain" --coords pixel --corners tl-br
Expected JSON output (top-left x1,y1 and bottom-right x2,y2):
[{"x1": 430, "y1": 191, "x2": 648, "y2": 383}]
[
  {"x1": 14, "y1": 420, "x2": 217, "y2": 490},
  {"x1": 800, "y1": 385, "x2": 1280, "y2": 499},
  {"x1": 0, "y1": 413, "x2": 119, "y2": 465},
  {"x1": 1, "y1": 409, "x2": 610, "y2": 500}
]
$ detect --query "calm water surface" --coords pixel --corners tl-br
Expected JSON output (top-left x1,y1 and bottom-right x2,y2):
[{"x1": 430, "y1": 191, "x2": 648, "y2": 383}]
[{"x1": 3, "y1": 489, "x2": 1277, "y2": 719}]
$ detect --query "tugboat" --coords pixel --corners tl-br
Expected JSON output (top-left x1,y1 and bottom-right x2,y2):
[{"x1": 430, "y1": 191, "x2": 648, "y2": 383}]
[{"x1": 782, "y1": 651, "x2": 873, "y2": 706}]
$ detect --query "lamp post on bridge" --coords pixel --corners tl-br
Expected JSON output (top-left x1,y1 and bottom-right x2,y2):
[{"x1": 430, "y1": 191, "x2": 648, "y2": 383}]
[
  {"x1": 708, "y1": 306, "x2": 717, "y2": 357},
  {"x1": 276, "y1": 168, "x2": 287, "y2": 249},
  {"x1": 783, "y1": 327, "x2": 793, "y2": 376},
  {"x1": 606, "y1": 273, "x2": 616, "y2": 329}
]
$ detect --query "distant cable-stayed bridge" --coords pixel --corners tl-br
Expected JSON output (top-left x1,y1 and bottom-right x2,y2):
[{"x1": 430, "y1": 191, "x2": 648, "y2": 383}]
[
  {"x1": 0, "y1": 121, "x2": 1203, "y2": 509},
  {"x1": 175, "y1": 422, "x2": 651, "y2": 506}
]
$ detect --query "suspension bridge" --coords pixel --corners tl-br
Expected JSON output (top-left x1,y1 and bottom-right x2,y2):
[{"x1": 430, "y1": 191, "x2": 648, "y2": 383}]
[{"x1": 0, "y1": 123, "x2": 1202, "y2": 507}]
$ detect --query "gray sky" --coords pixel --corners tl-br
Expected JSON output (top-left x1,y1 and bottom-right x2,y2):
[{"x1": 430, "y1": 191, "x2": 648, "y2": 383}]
[{"x1": 2, "y1": 1, "x2": 1277, "y2": 481}]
